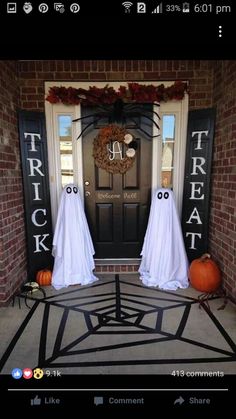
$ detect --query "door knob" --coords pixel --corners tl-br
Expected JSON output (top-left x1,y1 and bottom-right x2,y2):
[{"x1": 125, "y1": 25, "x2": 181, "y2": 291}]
[
  {"x1": 85, "y1": 191, "x2": 91, "y2": 197},
  {"x1": 85, "y1": 181, "x2": 90, "y2": 186}
]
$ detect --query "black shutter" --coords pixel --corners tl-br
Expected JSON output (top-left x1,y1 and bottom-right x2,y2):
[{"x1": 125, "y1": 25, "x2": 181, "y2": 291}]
[
  {"x1": 18, "y1": 110, "x2": 53, "y2": 281},
  {"x1": 181, "y1": 108, "x2": 216, "y2": 262}
]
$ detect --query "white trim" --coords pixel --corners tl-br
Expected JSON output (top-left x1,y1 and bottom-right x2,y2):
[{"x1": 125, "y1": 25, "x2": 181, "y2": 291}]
[
  {"x1": 151, "y1": 102, "x2": 162, "y2": 196},
  {"x1": 177, "y1": 93, "x2": 188, "y2": 214},
  {"x1": 73, "y1": 105, "x2": 84, "y2": 205},
  {"x1": 45, "y1": 80, "x2": 182, "y2": 92},
  {"x1": 45, "y1": 100, "x2": 58, "y2": 228},
  {"x1": 45, "y1": 82, "x2": 188, "y2": 226},
  {"x1": 45, "y1": 103, "x2": 83, "y2": 228},
  {"x1": 158, "y1": 94, "x2": 188, "y2": 214}
]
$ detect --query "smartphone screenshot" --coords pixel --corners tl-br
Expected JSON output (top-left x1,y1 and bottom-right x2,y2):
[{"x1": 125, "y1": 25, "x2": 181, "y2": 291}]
[{"x1": 0, "y1": 0, "x2": 235, "y2": 413}]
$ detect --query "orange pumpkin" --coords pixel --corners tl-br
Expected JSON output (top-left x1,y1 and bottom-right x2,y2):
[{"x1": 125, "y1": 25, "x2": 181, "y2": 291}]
[
  {"x1": 36, "y1": 269, "x2": 52, "y2": 286},
  {"x1": 189, "y1": 253, "x2": 221, "y2": 293}
]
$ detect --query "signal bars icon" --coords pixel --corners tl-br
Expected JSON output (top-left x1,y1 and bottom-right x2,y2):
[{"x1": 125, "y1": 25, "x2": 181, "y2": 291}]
[
  {"x1": 122, "y1": 2, "x2": 133, "y2": 13},
  {"x1": 152, "y1": 3, "x2": 163, "y2": 13}
]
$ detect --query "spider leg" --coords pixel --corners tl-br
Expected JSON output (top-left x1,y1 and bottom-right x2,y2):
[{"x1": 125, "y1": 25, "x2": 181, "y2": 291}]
[
  {"x1": 122, "y1": 103, "x2": 138, "y2": 110},
  {"x1": 73, "y1": 106, "x2": 112, "y2": 125},
  {"x1": 75, "y1": 117, "x2": 102, "y2": 139},
  {"x1": 94, "y1": 104, "x2": 112, "y2": 114},
  {"x1": 124, "y1": 102, "x2": 160, "y2": 110},
  {"x1": 124, "y1": 105, "x2": 161, "y2": 120},
  {"x1": 129, "y1": 118, "x2": 160, "y2": 138},
  {"x1": 128, "y1": 112, "x2": 160, "y2": 131},
  {"x1": 72, "y1": 112, "x2": 102, "y2": 123}
]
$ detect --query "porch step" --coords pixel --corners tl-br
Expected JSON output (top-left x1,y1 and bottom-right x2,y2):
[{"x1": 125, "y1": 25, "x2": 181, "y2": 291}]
[{"x1": 95, "y1": 259, "x2": 140, "y2": 273}]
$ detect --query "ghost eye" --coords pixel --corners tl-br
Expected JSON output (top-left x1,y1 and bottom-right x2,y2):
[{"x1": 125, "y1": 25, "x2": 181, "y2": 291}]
[
  {"x1": 66, "y1": 186, "x2": 72, "y2": 194},
  {"x1": 73, "y1": 187, "x2": 78, "y2": 194},
  {"x1": 164, "y1": 192, "x2": 169, "y2": 199},
  {"x1": 157, "y1": 192, "x2": 162, "y2": 199}
]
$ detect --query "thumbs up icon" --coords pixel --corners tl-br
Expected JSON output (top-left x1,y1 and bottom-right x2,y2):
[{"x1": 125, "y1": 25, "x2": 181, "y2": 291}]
[{"x1": 30, "y1": 395, "x2": 41, "y2": 406}]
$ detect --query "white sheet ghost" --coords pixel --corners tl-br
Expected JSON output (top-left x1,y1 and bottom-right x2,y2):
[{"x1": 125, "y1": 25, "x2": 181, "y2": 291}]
[
  {"x1": 139, "y1": 188, "x2": 189, "y2": 290},
  {"x1": 51, "y1": 184, "x2": 98, "y2": 290}
]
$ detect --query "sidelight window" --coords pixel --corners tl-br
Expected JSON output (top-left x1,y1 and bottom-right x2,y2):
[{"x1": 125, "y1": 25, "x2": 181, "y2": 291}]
[
  {"x1": 161, "y1": 115, "x2": 175, "y2": 189},
  {"x1": 58, "y1": 115, "x2": 73, "y2": 187}
]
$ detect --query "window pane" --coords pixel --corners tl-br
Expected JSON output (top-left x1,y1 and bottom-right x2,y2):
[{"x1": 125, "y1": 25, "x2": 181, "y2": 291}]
[
  {"x1": 161, "y1": 115, "x2": 175, "y2": 188},
  {"x1": 58, "y1": 115, "x2": 73, "y2": 187}
]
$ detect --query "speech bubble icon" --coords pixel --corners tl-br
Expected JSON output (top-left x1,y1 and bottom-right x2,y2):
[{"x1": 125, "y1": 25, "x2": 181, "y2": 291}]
[{"x1": 94, "y1": 396, "x2": 104, "y2": 406}]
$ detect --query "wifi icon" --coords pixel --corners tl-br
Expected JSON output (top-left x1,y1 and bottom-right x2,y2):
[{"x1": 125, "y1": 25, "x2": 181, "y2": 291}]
[{"x1": 122, "y1": 2, "x2": 133, "y2": 13}]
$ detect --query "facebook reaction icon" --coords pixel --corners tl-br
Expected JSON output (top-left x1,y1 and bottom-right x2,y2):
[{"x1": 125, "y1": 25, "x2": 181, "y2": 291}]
[{"x1": 11, "y1": 368, "x2": 22, "y2": 379}]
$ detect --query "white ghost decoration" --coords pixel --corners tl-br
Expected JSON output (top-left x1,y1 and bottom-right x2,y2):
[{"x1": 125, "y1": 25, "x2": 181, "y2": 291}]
[
  {"x1": 139, "y1": 188, "x2": 189, "y2": 290},
  {"x1": 52, "y1": 184, "x2": 98, "y2": 290}
]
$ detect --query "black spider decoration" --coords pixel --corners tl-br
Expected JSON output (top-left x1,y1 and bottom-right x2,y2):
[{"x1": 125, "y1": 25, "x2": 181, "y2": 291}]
[{"x1": 72, "y1": 98, "x2": 160, "y2": 140}]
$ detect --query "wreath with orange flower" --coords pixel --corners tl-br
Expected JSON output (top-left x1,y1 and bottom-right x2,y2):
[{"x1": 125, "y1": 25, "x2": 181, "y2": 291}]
[{"x1": 93, "y1": 125, "x2": 137, "y2": 174}]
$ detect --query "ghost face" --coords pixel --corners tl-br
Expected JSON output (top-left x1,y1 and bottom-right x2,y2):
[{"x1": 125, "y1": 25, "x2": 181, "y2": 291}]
[
  {"x1": 66, "y1": 186, "x2": 78, "y2": 194},
  {"x1": 157, "y1": 191, "x2": 169, "y2": 200}
]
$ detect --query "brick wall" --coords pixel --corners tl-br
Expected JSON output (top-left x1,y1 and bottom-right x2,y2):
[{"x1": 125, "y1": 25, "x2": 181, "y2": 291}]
[
  {"x1": 210, "y1": 61, "x2": 236, "y2": 299},
  {"x1": 0, "y1": 61, "x2": 27, "y2": 304},
  {"x1": 18, "y1": 60, "x2": 213, "y2": 111},
  {"x1": 2, "y1": 59, "x2": 235, "y2": 302}
]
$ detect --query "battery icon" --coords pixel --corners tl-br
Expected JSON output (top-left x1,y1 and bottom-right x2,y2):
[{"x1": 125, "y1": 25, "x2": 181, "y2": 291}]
[{"x1": 182, "y1": 2, "x2": 190, "y2": 13}]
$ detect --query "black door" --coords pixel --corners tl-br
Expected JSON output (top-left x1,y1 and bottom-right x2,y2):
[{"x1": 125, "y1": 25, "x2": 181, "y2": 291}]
[{"x1": 82, "y1": 106, "x2": 152, "y2": 258}]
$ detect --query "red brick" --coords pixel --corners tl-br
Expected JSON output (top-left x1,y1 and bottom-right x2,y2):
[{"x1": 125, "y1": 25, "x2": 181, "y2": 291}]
[
  {"x1": 22, "y1": 87, "x2": 37, "y2": 94},
  {"x1": 0, "y1": 61, "x2": 27, "y2": 302},
  {"x1": 107, "y1": 72, "x2": 125, "y2": 80},
  {"x1": 133, "y1": 61, "x2": 139, "y2": 71},
  {"x1": 91, "y1": 61, "x2": 98, "y2": 71},
  {"x1": 98, "y1": 61, "x2": 105, "y2": 72},
  {"x1": 20, "y1": 72, "x2": 37, "y2": 79},
  {"x1": 54, "y1": 72, "x2": 71, "y2": 79},
  {"x1": 1, "y1": 59, "x2": 232, "y2": 303},
  {"x1": 143, "y1": 72, "x2": 162, "y2": 80},
  {"x1": 64, "y1": 61, "x2": 71, "y2": 72},
  {"x1": 70, "y1": 61, "x2": 77, "y2": 71},
  {"x1": 177, "y1": 71, "x2": 194, "y2": 78},
  {"x1": 84, "y1": 61, "x2": 90, "y2": 71},
  {"x1": 89, "y1": 73, "x2": 107, "y2": 80},
  {"x1": 77, "y1": 61, "x2": 84, "y2": 71},
  {"x1": 157, "y1": 61, "x2": 165, "y2": 71},
  {"x1": 209, "y1": 62, "x2": 236, "y2": 297},
  {"x1": 126, "y1": 61, "x2": 132, "y2": 71},
  {"x1": 105, "y1": 61, "x2": 112, "y2": 71},
  {"x1": 71, "y1": 72, "x2": 89, "y2": 80},
  {"x1": 159, "y1": 71, "x2": 177, "y2": 79},
  {"x1": 139, "y1": 60, "x2": 146, "y2": 71},
  {"x1": 112, "y1": 61, "x2": 118, "y2": 71}
]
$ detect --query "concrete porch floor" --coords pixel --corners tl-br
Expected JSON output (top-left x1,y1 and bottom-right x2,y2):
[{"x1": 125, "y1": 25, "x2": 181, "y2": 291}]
[{"x1": 0, "y1": 274, "x2": 236, "y2": 375}]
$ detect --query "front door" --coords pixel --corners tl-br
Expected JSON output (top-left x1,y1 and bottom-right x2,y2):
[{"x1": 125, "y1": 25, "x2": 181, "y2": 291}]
[{"x1": 82, "y1": 107, "x2": 152, "y2": 258}]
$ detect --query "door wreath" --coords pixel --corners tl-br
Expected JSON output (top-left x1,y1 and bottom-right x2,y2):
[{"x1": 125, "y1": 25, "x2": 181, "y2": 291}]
[{"x1": 93, "y1": 124, "x2": 137, "y2": 174}]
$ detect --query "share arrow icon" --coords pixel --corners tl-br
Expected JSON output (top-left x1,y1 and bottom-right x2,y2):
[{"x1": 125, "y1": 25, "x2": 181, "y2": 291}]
[{"x1": 174, "y1": 396, "x2": 185, "y2": 405}]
